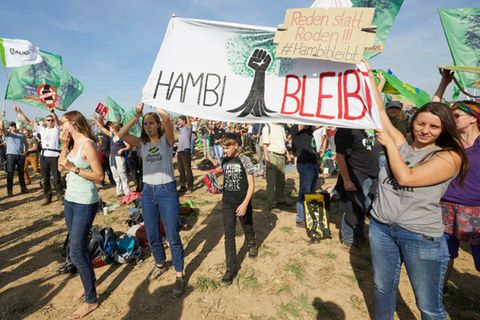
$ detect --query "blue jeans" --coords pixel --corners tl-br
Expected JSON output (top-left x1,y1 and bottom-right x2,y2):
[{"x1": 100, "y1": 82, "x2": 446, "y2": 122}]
[
  {"x1": 341, "y1": 177, "x2": 373, "y2": 245},
  {"x1": 6, "y1": 154, "x2": 26, "y2": 193},
  {"x1": 213, "y1": 144, "x2": 224, "y2": 164},
  {"x1": 141, "y1": 181, "x2": 184, "y2": 272},
  {"x1": 296, "y1": 163, "x2": 319, "y2": 223},
  {"x1": 369, "y1": 218, "x2": 449, "y2": 320},
  {"x1": 64, "y1": 200, "x2": 98, "y2": 304}
]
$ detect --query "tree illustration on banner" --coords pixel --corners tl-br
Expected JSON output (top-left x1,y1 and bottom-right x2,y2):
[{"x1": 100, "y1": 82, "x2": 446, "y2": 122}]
[
  {"x1": 228, "y1": 49, "x2": 276, "y2": 117},
  {"x1": 463, "y1": 14, "x2": 480, "y2": 55}
]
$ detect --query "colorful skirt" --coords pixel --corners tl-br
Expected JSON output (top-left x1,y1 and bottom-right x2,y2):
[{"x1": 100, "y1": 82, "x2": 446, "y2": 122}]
[{"x1": 441, "y1": 201, "x2": 480, "y2": 246}]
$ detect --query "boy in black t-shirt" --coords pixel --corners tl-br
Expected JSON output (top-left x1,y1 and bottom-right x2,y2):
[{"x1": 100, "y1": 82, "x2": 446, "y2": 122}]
[{"x1": 220, "y1": 133, "x2": 257, "y2": 286}]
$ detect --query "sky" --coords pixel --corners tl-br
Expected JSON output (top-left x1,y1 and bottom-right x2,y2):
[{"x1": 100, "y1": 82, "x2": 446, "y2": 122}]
[{"x1": 0, "y1": 0, "x2": 476, "y2": 121}]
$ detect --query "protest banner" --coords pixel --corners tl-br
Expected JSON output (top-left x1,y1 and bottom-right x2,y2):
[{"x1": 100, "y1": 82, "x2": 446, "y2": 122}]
[
  {"x1": 143, "y1": 18, "x2": 381, "y2": 129},
  {"x1": 274, "y1": 8, "x2": 376, "y2": 63},
  {"x1": 95, "y1": 102, "x2": 108, "y2": 118}
]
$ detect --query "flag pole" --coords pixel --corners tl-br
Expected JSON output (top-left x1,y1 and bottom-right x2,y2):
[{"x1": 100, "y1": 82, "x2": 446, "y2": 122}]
[{"x1": 2, "y1": 66, "x2": 10, "y2": 114}]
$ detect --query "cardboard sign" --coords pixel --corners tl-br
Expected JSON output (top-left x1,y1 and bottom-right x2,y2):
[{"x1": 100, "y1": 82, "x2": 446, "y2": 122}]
[
  {"x1": 36, "y1": 84, "x2": 57, "y2": 110},
  {"x1": 95, "y1": 102, "x2": 108, "y2": 118},
  {"x1": 274, "y1": 8, "x2": 376, "y2": 63},
  {"x1": 142, "y1": 18, "x2": 382, "y2": 129}
]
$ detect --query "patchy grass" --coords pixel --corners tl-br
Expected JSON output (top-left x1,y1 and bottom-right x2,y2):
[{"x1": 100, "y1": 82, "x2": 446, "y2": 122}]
[
  {"x1": 284, "y1": 261, "x2": 305, "y2": 281},
  {"x1": 341, "y1": 273, "x2": 358, "y2": 286},
  {"x1": 324, "y1": 250, "x2": 337, "y2": 261},
  {"x1": 349, "y1": 295, "x2": 363, "y2": 310},
  {"x1": 276, "y1": 283, "x2": 292, "y2": 295},
  {"x1": 301, "y1": 247, "x2": 317, "y2": 257},
  {"x1": 249, "y1": 314, "x2": 276, "y2": 320},
  {"x1": 259, "y1": 244, "x2": 277, "y2": 258},
  {"x1": 195, "y1": 275, "x2": 219, "y2": 291},
  {"x1": 279, "y1": 226, "x2": 293, "y2": 235},
  {"x1": 236, "y1": 269, "x2": 260, "y2": 290},
  {"x1": 276, "y1": 293, "x2": 316, "y2": 320}
]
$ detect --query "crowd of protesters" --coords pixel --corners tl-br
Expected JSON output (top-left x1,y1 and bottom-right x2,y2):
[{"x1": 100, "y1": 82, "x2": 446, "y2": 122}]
[{"x1": 0, "y1": 69, "x2": 479, "y2": 320}]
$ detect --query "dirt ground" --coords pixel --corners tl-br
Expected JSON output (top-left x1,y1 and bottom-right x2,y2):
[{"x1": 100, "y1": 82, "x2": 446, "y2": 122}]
[{"x1": 1, "y1": 157, "x2": 479, "y2": 320}]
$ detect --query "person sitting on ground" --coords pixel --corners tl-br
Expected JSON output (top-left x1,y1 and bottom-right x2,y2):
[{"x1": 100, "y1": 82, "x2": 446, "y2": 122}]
[
  {"x1": 367, "y1": 61, "x2": 467, "y2": 320},
  {"x1": 0, "y1": 116, "x2": 29, "y2": 196},
  {"x1": 58, "y1": 110, "x2": 104, "y2": 319},
  {"x1": 118, "y1": 103, "x2": 186, "y2": 297},
  {"x1": 432, "y1": 69, "x2": 480, "y2": 290},
  {"x1": 219, "y1": 132, "x2": 257, "y2": 286}
]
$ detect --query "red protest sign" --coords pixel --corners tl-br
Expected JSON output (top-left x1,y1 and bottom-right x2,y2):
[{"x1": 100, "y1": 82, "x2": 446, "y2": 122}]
[
  {"x1": 37, "y1": 84, "x2": 58, "y2": 110},
  {"x1": 95, "y1": 102, "x2": 108, "y2": 118}
]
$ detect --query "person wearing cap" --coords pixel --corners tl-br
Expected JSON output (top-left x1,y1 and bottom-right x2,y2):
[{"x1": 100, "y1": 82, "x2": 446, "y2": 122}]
[
  {"x1": 15, "y1": 105, "x2": 64, "y2": 204},
  {"x1": 177, "y1": 115, "x2": 194, "y2": 193},
  {"x1": 0, "y1": 115, "x2": 29, "y2": 196},
  {"x1": 377, "y1": 73, "x2": 410, "y2": 138},
  {"x1": 433, "y1": 69, "x2": 480, "y2": 290},
  {"x1": 385, "y1": 100, "x2": 409, "y2": 138}
]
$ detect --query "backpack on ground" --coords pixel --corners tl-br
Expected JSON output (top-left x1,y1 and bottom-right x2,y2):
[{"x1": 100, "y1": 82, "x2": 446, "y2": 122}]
[
  {"x1": 57, "y1": 227, "x2": 117, "y2": 274},
  {"x1": 114, "y1": 235, "x2": 143, "y2": 264},
  {"x1": 303, "y1": 193, "x2": 332, "y2": 243},
  {"x1": 203, "y1": 168, "x2": 222, "y2": 194},
  {"x1": 127, "y1": 208, "x2": 144, "y2": 227},
  {"x1": 197, "y1": 158, "x2": 215, "y2": 171}
]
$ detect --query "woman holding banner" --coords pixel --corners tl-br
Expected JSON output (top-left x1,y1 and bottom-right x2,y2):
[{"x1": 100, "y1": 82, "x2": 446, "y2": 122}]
[
  {"x1": 58, "y1": 111, "x2": 104, "y2": 319},
  {"x1": 366, "y1": 61, "x2": 468, "y2": 320},
  {"x1": 117, "y1": 103, "x2": 185, "y2": 297},
  {"x1": 433, "y1": 70, "x2": 480, "y2": 289}
]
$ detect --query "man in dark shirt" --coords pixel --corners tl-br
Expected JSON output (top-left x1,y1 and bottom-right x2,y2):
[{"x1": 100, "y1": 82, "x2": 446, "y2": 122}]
[
  {"x1": 291, "y1": 125, "x2": 319, "y2": 227},
  {"x1": 212, "y1": 122, "x2": 226, "y2": 165},
  {"x1": 335, "y1": 128, "x2": 381, "y2": 248}
]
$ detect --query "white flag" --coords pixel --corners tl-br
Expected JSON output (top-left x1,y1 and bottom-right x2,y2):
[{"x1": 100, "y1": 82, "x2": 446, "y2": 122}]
[{"x1": 0, "y1": 38, "x2": 43, "y2": 68}]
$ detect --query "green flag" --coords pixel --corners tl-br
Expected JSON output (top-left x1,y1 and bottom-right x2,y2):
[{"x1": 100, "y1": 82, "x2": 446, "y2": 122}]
[
  {"x1": 373, "y1": 69, "x2": 430, "y2": 107},
  {"x1": 439, "y1": 8, "x2": 480, "y2": 94},
  {"x1": 106, "y1": 96, "x2": 125, "y2": 123},
  {"x1": 56, "y1": 70, "x2": 84, "y2": 110},
  {"x1": 351, "y1": 0, "x2": 404, "y2": 59},
  {"x1": 5, "y1": 50, "x2": 83, "y2": 110},
  {"x1": 123, "y1": 108, "x2": 143, "y2": 137}
]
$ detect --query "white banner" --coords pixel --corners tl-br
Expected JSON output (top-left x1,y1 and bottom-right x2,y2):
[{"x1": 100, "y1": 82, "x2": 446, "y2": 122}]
[{"x1": 143, "y1": 18, "x2": 381, "y2": 129}]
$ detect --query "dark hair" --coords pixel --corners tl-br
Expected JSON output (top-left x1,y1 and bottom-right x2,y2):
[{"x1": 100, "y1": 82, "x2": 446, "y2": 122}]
[
  {"x1": 221, "y1": 132, "x2": 240, "y2": 146},
  {"x1": 63, "y1": 111, "x2": 96, "y2": 150},
  {"x1": 410, "y1": 102, "x2": 468, "y2": 183},
  {"x1": 140, "y1": 112, "x2": 163, "y2": 144}
]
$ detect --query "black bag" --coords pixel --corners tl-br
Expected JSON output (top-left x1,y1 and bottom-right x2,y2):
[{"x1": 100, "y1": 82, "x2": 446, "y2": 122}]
[
  {"x1": 126, "y1": 208, "x2": 143, "y2": 227},
  {"x1": 197, "y1": 158, "x2": 215, "y2": 171}
]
